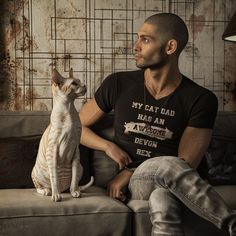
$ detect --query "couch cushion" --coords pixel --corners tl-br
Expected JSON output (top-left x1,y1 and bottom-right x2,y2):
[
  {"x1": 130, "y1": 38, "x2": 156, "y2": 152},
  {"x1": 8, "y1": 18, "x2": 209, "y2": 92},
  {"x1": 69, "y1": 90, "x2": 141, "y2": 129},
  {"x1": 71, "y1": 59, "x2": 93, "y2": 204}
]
[
  {"x1": 0, "y1": 187, "x2": 131, "y2": 236},
  {"x1": 206, "y1": 138, "x2": 236, "y2": 185},
  {"x1": 205, "y1": 112, "x2": 236, "y2": 185},
  {"x1": 212, "y1": 112, "x2": 236, "y2": 139},
  {"x1": 91, "y1": 150, "x2": 119, "y2": 188},
  {"x1": 0, "y1": 111, "x2": 50, "y2": 138},
  {"x1": 127, "y1": 199, "x2": 152, "y2": 236},
  {"x1": 0, "y1": 135, "x2": 41, "y2": 188}
]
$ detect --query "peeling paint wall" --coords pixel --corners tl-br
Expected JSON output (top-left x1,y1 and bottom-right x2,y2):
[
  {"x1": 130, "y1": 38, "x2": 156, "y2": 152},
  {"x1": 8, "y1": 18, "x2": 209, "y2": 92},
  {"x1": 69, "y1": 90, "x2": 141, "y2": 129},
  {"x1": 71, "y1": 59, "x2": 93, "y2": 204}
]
[{"x1": 0, "y1": 0, "x2": 236, "y2": 111}]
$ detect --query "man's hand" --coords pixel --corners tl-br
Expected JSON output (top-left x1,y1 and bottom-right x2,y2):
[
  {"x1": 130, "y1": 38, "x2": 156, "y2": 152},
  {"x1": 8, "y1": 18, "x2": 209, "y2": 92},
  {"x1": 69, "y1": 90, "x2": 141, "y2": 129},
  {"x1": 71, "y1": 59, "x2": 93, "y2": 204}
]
[
  {"x1": 105, "y1": 142, "x2": 132, "y2": 170},
  {"x1": 107, "y1": 169, "x2": 133, "y2": 201}
]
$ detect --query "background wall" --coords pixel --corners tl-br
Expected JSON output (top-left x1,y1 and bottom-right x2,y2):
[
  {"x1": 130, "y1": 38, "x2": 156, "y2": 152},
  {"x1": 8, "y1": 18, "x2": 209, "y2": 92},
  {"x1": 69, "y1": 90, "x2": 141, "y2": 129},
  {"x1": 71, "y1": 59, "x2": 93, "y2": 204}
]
[{"x1": 0, "y1": 0, "x2": 236, "y2": 111}]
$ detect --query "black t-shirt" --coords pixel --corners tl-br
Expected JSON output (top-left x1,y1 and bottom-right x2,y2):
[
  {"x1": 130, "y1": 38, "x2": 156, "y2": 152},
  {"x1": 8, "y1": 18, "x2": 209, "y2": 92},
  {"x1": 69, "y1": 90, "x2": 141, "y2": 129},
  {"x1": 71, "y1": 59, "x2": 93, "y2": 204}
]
[{"x1": 95, "y1": 69, "x2": 218, "y2": 168}]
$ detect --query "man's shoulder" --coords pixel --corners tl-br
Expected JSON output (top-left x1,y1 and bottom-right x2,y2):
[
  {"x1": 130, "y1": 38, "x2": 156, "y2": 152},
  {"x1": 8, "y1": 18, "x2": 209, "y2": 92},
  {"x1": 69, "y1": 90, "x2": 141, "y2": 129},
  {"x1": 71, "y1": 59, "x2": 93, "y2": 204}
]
[
  {"x1": 182, "y1": 75, "x2": 216, "y2": 97},
  {"x1": 180, "y1": 76, "x2": 218, "y2": 111}
]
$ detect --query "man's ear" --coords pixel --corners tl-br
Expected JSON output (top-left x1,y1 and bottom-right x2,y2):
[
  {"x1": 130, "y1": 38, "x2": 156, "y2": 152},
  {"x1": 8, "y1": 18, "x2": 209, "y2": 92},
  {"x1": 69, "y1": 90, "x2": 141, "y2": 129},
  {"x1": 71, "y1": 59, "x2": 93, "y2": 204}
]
[
  {"x1": 166, "y1": 39, "x2": 177, "y2": 55},
  {"x1": 52, "y1": 68, "x2": 64, "y2": 86}
]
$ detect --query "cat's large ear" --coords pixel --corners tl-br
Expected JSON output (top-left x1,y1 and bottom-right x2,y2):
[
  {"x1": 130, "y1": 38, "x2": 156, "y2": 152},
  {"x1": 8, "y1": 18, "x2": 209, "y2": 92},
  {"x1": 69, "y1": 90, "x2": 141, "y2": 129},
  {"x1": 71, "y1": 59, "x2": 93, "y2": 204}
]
[
  {"x1": 52, "y1": 68, "x2": 64, "y2": 85},
  {"x1": 69, "y1": 68, "x2": 73, "y2": 78}
]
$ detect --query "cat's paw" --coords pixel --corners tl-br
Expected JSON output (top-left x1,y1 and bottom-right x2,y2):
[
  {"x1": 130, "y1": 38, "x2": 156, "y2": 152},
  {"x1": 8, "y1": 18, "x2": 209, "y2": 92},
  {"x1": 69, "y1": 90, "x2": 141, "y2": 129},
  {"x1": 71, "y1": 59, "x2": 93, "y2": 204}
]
[
  {"x1": 51, "y1": 192, "x2": 62, "y2": 202},
  {"x1": 36, "y1": 188, "x2": 51, "y2": 196},
  {"x1": 71, "y1": 190, "x2": 81, "y2": 198},
  {"x1": 44, "y1": 188, "x2": 51, "y2": 196}
]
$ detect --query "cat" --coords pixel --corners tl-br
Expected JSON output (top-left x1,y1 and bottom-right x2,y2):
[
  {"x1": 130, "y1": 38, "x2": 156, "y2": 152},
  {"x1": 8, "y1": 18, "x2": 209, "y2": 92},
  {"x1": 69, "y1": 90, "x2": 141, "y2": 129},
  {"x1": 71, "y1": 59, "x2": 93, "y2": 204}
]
[{"x1": 31, "y1": 68, "x2": 94, "y2": 202}]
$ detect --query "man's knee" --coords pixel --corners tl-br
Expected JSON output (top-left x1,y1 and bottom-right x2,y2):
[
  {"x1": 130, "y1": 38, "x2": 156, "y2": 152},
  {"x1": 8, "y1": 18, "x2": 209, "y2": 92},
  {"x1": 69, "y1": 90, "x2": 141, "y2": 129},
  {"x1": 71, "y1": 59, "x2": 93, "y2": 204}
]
[
  {"x1": 143, "y1": 156, "x2": 191, "y2": 188},
  {"x1": 149, "y1": 188, "x2": 182, "y2": 218},
  {"x1": 143, "y1": 156, "x2": 187, "y2": 175},
  {"x1": 149, "y1": 188, "x2": 170, "y2": 212},
  {"x1": 133, "y1": 156, "x2": 192, "y2": 189}
]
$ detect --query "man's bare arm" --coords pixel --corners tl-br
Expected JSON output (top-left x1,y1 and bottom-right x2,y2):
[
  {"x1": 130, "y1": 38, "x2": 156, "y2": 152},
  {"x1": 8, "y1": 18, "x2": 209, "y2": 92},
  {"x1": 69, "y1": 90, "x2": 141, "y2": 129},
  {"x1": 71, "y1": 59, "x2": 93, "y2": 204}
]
[
  {"x1": 178, "y1": 126, "x2": 212, "y2": 169},
  {"x1": 79, "y1": 98, "x2": 132, "y2": 169}
]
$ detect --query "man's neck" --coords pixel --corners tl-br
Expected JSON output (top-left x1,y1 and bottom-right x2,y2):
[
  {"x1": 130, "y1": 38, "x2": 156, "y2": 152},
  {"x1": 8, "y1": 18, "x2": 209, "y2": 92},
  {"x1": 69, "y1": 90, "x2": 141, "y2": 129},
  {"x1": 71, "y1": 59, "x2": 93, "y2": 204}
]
[{"x1": 144, "y1": 65, "x2": 182, "y2": 100}]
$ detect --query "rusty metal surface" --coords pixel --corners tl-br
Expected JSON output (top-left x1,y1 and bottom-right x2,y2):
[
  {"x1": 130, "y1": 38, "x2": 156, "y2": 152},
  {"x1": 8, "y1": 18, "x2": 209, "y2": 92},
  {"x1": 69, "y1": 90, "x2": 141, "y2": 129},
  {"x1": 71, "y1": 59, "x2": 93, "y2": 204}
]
[{"x1": 0, "y1": 0, "x2": 236, "y2": 111}]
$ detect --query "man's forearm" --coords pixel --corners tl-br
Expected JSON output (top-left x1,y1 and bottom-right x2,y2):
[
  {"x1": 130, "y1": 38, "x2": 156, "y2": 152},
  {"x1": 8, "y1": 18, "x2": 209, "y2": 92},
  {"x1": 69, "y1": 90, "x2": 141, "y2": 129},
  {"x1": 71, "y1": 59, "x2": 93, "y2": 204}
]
[{"x1": 80, "y1": 126, "x2": 111, "y2": 152}]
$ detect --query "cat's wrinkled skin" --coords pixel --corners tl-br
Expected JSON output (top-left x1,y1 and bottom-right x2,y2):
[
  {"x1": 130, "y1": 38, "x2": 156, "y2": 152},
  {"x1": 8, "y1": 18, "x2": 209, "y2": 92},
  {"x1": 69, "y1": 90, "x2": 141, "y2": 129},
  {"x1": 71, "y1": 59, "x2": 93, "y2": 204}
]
[{"x1": 32, "y1": 68, "x2": 94, "y2": 202}]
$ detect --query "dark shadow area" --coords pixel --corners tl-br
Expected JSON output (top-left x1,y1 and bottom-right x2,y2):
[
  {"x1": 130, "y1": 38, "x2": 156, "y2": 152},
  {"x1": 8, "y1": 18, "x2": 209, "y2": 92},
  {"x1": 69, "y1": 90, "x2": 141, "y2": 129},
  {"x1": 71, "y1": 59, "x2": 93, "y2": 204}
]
[{"x1": 0, "y1": 0, "x2": 11, "y2": 109}]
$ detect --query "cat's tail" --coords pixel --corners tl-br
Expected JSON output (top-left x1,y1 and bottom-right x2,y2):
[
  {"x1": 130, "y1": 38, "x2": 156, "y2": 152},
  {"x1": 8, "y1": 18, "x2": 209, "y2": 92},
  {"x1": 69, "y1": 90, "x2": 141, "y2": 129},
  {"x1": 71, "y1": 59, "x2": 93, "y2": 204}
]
[{"x1": 79, "y1": 176, "x2": 94, "y2": 190}]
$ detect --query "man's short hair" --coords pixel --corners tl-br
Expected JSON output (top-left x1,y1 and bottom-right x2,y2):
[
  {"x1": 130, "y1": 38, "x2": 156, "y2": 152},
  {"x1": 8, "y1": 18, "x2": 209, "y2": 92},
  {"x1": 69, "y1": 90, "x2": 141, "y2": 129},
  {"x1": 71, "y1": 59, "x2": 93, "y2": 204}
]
[{"x1": 145, "y1": 13, "x2": 189, "y2": 55}]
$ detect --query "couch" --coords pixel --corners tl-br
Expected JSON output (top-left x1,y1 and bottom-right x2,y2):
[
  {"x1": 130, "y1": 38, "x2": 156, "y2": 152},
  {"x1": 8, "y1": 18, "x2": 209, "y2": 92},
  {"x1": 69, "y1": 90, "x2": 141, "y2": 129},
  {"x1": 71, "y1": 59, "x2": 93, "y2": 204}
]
[{"x1": 0, "y1": 111, "x2": 236, "y2": 236}]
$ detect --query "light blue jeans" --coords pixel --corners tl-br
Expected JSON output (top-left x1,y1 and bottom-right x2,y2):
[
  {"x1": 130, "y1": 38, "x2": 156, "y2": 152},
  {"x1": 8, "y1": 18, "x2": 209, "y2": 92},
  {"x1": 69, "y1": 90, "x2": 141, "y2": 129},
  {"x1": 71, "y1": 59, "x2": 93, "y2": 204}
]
[{"x1": 128, "y1": 156, "x2": 236, "y2": 236}]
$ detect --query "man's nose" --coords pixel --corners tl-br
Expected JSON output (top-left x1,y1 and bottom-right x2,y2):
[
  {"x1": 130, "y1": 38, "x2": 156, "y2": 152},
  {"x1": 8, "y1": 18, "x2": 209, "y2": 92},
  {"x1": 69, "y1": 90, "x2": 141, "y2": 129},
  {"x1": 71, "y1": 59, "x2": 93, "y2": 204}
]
[{"x1": 133, "y1": 39, "x2": 141, "y2": 52}]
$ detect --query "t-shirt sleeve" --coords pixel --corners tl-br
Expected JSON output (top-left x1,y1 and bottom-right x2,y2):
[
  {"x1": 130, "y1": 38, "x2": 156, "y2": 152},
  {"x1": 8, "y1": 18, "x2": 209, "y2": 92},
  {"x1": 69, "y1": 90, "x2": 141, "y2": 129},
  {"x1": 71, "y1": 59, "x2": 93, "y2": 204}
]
[
  {"x1": 188, "y1": 91, "x2": 218, "y2": 129},
  {"x1": 94, "y1": 73, "x2": 117, "y2": 113}
]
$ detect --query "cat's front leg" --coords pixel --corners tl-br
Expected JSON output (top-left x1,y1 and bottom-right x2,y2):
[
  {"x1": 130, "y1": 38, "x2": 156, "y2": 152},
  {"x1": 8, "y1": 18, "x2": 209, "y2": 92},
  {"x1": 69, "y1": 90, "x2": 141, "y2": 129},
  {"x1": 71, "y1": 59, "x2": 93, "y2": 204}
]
[
  {"x1": 51, "y1": 189, "x2": 62, "y2": 202},
  {"x1": 50, "y1": 163, "x2": 62, "y2": 201},
  {"x1": 70, "y1": 147, "x2": 83, "y2": 198},
  {"x1": 47, "y1": 139, "x2": 62, "y2": 202}
]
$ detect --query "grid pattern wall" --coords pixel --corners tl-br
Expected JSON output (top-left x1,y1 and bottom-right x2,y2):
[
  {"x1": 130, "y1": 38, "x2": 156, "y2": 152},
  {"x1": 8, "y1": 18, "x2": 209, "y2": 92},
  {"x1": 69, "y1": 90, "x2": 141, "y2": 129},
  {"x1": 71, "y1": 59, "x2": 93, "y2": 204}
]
[{"x1": 0, "y1": 0, "x2": 236, "y2": 111}]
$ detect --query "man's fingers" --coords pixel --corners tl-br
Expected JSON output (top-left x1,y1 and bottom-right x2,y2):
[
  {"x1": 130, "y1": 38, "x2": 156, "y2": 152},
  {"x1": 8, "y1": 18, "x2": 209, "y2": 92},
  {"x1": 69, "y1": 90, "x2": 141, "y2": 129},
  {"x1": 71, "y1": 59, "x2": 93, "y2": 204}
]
[
  {"x1": 107, "y1": 185, "x2": 118, "y2": 198},
  {"x1": 111, "y1": 187, "x2": 119, "y2": 199},
  {"x1": 115, "y1": 189, "x2": 120, "y2": 199},
  {"x1": 125, "y1": 156, "x2": 132, "y2": 165},
  {"x1": 128, "y1": 156, "x2": 133, "y2": 163},
  {"x1": 118, "y1": 155, "x2": 132, "y2": 169},
  {"x1": 106, "y1": 185, "x2": 122, "y2": 199},
  {"x1": 119, "y1": 162, "x2": 124, "y2": 170}
]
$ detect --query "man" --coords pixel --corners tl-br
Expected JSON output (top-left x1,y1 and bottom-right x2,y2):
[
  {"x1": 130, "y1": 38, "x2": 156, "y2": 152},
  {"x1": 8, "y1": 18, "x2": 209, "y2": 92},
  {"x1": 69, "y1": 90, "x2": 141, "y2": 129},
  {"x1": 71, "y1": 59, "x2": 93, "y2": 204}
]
[{"x1": 79, "y1": 13, "x2": 235, "y2": 235}]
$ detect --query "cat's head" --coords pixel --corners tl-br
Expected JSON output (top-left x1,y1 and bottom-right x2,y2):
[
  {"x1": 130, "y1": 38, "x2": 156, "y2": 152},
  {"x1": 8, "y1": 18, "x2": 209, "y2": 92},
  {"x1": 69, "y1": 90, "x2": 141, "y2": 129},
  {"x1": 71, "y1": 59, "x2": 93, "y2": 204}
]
[{"x1": 51, "y1": 68, "x2": 86, "y2": 99}]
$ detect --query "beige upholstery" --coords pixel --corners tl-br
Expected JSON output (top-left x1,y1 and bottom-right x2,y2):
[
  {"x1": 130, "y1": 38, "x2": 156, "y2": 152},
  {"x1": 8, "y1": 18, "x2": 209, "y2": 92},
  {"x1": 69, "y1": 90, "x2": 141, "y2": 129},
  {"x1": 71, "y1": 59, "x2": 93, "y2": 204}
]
[{"x1": 0, "y1": 187, "x2": 131, "y2": 236}]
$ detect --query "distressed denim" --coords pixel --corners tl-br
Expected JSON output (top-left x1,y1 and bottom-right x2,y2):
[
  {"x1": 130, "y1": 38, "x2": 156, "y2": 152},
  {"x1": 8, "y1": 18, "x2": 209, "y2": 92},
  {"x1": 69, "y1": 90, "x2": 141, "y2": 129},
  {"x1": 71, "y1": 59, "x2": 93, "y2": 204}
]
[{"x1": 128, "y1": 156, "x2": 236, "y2": 236}]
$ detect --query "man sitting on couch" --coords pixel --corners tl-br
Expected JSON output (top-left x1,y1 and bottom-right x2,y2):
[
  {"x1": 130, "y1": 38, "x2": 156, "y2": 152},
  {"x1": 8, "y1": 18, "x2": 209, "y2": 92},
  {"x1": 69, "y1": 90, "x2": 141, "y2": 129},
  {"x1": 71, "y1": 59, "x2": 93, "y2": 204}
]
[{"x1": 79, "y1": 13, "x2": 236, "y2": 235}]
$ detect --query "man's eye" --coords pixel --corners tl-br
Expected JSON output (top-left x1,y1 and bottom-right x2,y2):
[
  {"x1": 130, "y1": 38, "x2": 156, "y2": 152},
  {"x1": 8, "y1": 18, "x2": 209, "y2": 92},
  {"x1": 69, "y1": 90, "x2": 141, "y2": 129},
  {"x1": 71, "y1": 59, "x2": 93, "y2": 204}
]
[{"x1": 143, "y1": 38, "x2": 149, "y2": 43}]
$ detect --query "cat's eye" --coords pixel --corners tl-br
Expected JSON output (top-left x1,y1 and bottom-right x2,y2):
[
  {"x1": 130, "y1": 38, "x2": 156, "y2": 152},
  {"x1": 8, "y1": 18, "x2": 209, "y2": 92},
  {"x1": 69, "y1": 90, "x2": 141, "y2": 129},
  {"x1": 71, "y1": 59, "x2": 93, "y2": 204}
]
[{"x1": 71, "y1": 81, "x2": 78, "y2": 86}]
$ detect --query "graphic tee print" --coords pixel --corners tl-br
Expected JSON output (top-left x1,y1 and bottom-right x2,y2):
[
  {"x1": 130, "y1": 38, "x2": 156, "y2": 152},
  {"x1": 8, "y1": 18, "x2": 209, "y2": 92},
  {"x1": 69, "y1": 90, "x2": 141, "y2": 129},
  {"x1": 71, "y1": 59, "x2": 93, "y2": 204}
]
[
  {"x1": 124, "y1": 121, "x2": 173, "y2": 141},
  {"x1": 115, "y1": 90, "x2": 182, "y2": 163},
  {"x1": 95, "y1": 70, "x2": 218, "y2": 168}
]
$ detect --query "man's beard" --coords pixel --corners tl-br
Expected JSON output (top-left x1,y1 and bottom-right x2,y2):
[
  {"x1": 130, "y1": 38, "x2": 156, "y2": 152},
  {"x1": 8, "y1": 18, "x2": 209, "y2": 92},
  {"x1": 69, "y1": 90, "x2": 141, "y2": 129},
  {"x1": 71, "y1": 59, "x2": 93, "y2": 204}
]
[
  {"x1": 136, "y1": 55, "x2": 168, "y2": 70},
  {"x1": 136, "y1": 47, "x2": 168, "y2": 70}
]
